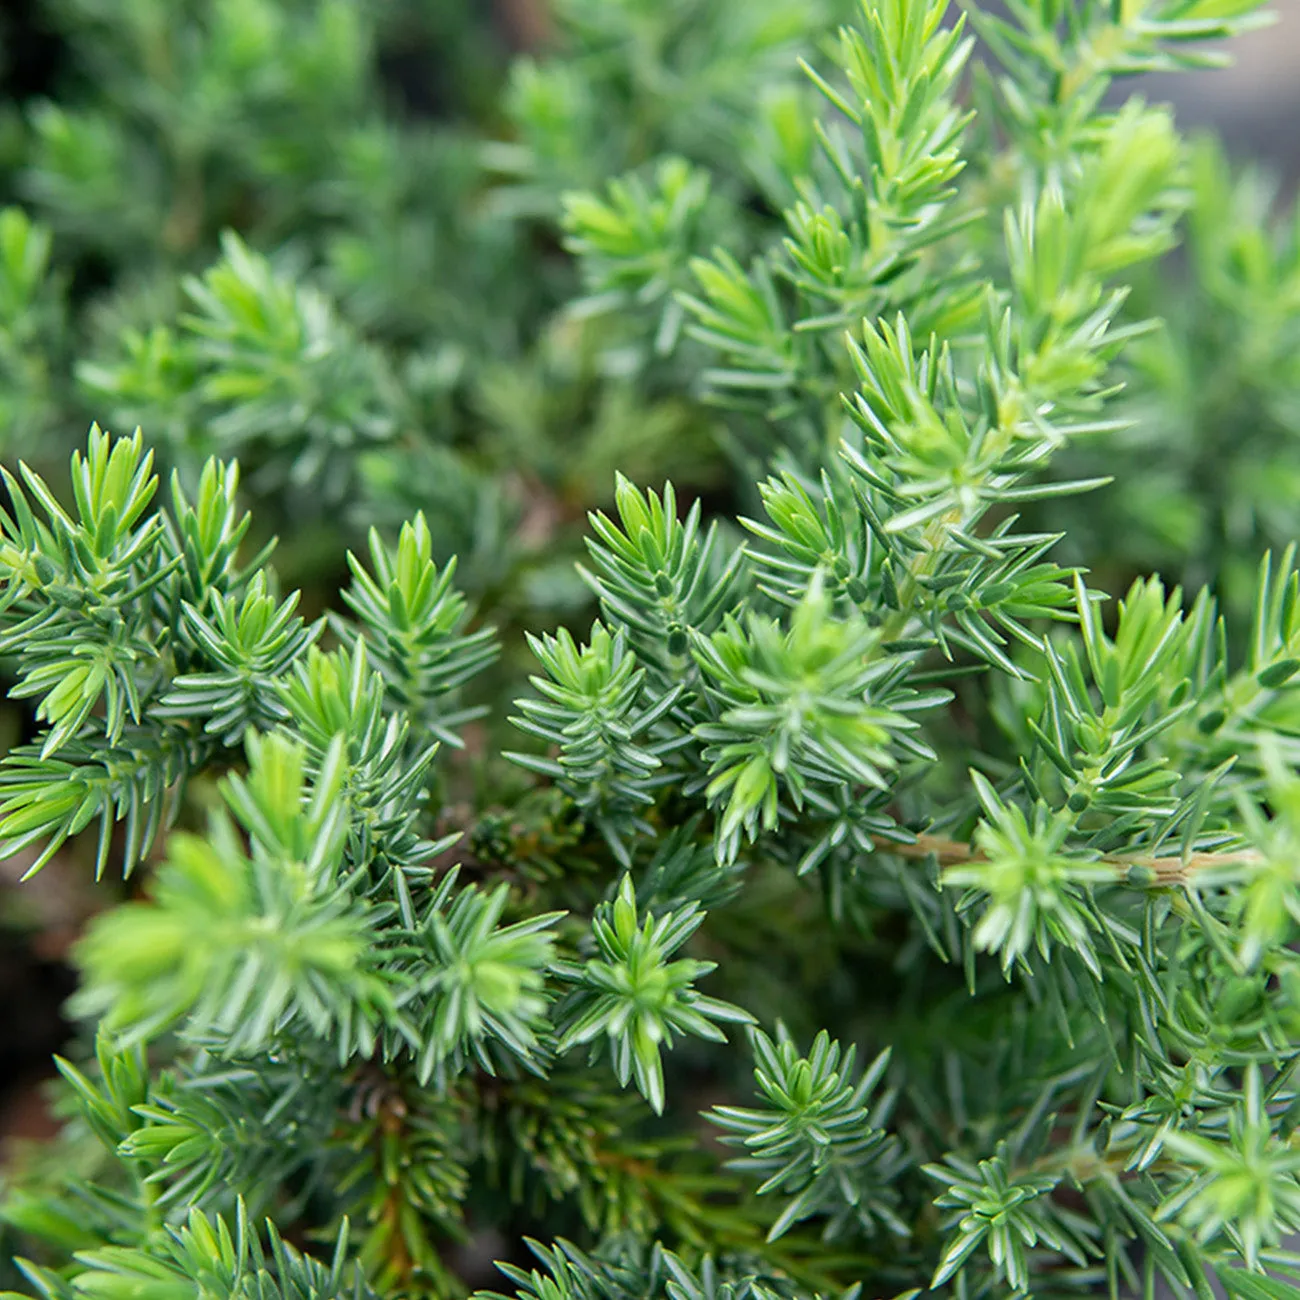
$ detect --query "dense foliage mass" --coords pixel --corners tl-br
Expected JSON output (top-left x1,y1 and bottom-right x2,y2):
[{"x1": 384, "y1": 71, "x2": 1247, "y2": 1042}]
[{"x1": 2, "y1": 1, "x2": 1300, "y2": 1298}]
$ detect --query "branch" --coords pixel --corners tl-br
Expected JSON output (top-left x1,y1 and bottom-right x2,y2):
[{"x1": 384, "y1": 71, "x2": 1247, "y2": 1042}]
[{"x1": 873, "y1": 832, "x2": 1259, "y2": 887}]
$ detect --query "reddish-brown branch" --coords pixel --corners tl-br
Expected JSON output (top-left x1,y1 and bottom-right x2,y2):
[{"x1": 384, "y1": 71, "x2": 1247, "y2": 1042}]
[{"x1": 870, "y1": 831, "x2": 1260, "y2": 887}]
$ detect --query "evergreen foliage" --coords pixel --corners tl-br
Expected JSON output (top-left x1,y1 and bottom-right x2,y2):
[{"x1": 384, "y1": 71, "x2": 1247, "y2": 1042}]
[{"x1": 1, "y1": 2, "x2": 1300, "y2": 1299}]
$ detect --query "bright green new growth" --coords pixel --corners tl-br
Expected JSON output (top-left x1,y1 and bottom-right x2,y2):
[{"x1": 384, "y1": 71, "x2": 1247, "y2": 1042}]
[
  {"x1": 554, "y1": 875, "x2": 753, "y2": 1116},
  {"x1": 708, "y1": 1028, "x2": 904, "y2": 1243},
  {"x1": 3, "y1": 1, "x2": 1300, "y2": 1299}
]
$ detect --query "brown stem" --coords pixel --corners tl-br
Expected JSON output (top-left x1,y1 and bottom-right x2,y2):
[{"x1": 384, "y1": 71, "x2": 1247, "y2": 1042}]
[
  {"x1": 872, "y1": 832, "x2": 1259, "y2": 887},
  {"x1": 495, "y1": 0, "x2": 551, "y2": 50}
]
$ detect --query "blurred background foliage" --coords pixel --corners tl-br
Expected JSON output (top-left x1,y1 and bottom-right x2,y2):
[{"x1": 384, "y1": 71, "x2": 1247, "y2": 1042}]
[{"x1": 0, "y1": 0, "x2": 1296, "y2": 609}]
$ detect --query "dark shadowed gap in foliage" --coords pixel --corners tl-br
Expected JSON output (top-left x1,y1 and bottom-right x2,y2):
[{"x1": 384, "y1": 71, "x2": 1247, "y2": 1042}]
[
  {"x1": 690, "y1": 482, "x2": 744, "y2": 525},
  {"x1": 0, "y1": 945, "x2": 75, "y2": 1138},
  {"x1": 447, "y1": 1229, "x2": 521, "y2": 1291},
  {"x1": 64, "y1": 248, "x2": 117, "y2": 309},
  {"x1": 0, "y1": 0, "x2": 66, "y2": 105},
  {"x1": 376, "y1": 0, "x2": 546, "y2": 124},
  {"x1": 375, "y1": 35, "x2": 458, "y2": 122}
]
